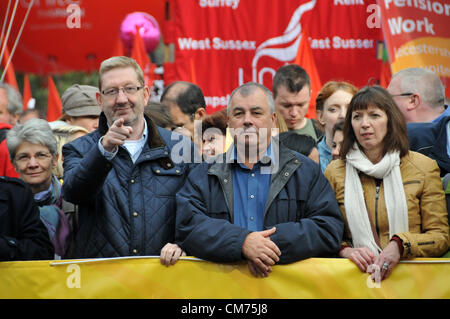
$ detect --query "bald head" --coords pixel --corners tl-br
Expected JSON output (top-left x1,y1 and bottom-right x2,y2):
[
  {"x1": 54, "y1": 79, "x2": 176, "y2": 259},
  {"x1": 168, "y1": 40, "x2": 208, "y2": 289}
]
[
  {"x1": 388, "y1": 68, "x2": 446, "y2": 122},
  {"x1": 161, "y1": 81, "x2": 190, "y2": 103},
  {"x1": 160, "y1": 81, "x2": 206, "y2": 139},
  {"x1": 161, "y1": 81, "x2": 206, "y2": 116},
  {"x1": 391, "y1": 68, "x2": 445, "y2": 108}
]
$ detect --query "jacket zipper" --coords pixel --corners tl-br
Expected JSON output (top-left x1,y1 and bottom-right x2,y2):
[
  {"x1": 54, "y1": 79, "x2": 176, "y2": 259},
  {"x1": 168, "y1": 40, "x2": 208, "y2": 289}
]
[
  {"x1": 403, "y1": 180, "x2": 421, "y2": 186},
  {"x1": 405, "y1": 242, "x2": 412, "y2": 256},
  {"x1": 418, "y1": 241, "x2": 435, "y2": 245},
  {"x1": 375, "y1": 184, "x2": 380, "y2": 236}
]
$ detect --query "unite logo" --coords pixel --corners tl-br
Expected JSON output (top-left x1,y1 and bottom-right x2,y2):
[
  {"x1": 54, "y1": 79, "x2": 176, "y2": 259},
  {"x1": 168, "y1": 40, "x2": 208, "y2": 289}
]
[{"x1": 238, "y1": 0, "x2": 317, "y2": 86}]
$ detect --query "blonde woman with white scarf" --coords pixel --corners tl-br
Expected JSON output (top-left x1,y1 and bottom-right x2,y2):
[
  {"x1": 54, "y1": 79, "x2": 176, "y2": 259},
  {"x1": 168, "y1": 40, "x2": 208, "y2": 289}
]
[{"x1": 325, "y1": 86, "x2": 449, "y2": 282}]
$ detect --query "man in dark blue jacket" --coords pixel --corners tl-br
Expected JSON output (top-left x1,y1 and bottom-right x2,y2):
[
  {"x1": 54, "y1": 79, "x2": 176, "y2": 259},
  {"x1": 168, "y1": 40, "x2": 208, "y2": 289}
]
[
  {"x1": 0, "y1": 176, "x2": 54, "y2": 261},
  {"x1": 407, "y1": 116, "x2": 449, "y2": 177},
  {"x1": 62, "y1": 56, "x2": 193, "y2": 264},
  {"x1": 175, "y1": 82, "x2": 344, "y2": 277}
]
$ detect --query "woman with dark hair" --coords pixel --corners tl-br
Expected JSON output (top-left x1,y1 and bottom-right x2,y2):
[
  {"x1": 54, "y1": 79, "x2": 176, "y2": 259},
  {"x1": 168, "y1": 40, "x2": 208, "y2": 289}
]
[
  {"x1": 201, "y1": 109, "x2": 227, "y2": 159},
  {"x1": 330, "y1": 120, "x2": 344, "y2": 160},
  {"x1": 324, "y1": 86, "x2": 449, "y2": 282}
]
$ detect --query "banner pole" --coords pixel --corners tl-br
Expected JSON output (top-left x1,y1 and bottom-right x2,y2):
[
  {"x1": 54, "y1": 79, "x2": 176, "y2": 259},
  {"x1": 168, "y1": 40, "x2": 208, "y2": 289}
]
[{"x1": 0, "y1": 0, "x2": 34, "y2": 83}]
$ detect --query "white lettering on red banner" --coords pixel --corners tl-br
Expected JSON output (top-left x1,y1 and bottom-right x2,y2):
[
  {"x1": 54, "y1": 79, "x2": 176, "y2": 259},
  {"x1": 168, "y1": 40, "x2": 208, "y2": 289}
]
[
  {"x1": 309, "y1": 36, "x2": 374, "y2": 49},
  {"x1": 199, "y1": 0, "x2": 240, "y2": 10},
  {"x1": 388, "y1": 16, "x2": 435, "y2": 35},
  {"x1": 178, "y1": 37, "x2": 256, "y2": 51},
  {"x1": 169, "y1": 0, "x2": 385, "y2": 112},
  {"x1": 383, "y1": 0, "x2": 450, "y2": 16},
  {"x1": 205, "y1": 94, "x2": 231, "y2": 109},
  {"x1": 334, "y1": 0, "x2": 365, "y2": 5}
]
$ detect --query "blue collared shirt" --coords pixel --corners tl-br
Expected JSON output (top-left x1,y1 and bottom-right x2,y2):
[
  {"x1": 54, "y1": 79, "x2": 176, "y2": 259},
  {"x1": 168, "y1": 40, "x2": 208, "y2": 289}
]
[
  {"x1": 230, "y1": 143, "x2": 275, "y2": 231},
  {"x1": 433, "y1": 105, "x2": 450, "y2": 123},
  {"x1": 447, "y1": 120, "x2": 450, "y2": 157},
  {"x1": 317, "y1": 136, "x2": 330, "y2": 173},
  {"x1": 432, "y1": 105, "x2": 450, "y2": 156}
]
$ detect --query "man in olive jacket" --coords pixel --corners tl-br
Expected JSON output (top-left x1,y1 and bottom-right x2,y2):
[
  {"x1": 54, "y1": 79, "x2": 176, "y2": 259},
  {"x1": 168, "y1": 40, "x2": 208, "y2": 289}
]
[{"x1": 175, "y1": 82, "x2": 344, "y2": 277}]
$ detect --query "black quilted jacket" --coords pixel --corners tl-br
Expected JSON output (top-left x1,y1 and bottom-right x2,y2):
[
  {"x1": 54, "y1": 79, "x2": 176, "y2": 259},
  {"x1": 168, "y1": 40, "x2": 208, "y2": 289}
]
[{"x1": 62, "y1": 113, "x2": 193, "y2": 258}]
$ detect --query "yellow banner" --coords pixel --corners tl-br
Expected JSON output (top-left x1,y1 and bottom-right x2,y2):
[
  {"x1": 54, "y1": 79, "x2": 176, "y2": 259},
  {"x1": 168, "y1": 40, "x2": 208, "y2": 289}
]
[
  {"x1": 0, "y1": 257, "x2": 449, "y2": 299},
  {"x1": 391, "y1": 37, "x2": 450, "y2": 77}
]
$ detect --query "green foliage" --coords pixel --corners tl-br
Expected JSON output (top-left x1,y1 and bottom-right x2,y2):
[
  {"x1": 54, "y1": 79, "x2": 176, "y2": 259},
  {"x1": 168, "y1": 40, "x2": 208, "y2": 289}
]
[{"x1": 16, "y1": 72, "x2": 99, "y2": 113}]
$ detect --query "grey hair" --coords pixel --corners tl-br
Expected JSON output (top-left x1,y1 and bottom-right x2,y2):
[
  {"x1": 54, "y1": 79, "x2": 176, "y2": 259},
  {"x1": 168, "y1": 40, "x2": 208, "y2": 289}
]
[
  {"x1": 0, "y1": 82, "x2": 23, "y2": 115},
  {"x1": 227, "y1": 82, "x2": 275, "y2": 115},
  {"x1": 392, "y1": 68, "x2": 445, "y2": 108},
  {"x1": 6, "y1": 118, "x2": 58, "y2": 161}
]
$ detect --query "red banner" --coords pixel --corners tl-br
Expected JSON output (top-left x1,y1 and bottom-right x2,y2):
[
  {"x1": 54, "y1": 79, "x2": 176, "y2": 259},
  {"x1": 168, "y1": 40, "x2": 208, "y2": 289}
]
[
  {"x1": 377, "y1": 0, "x2": 450, "y2": 96},
  {"x1": 165, "y1": 0, "x2": 383, "y2": 113},
  {"x1": 0, "y1": 0, "x2": 165, "y2": 74}
]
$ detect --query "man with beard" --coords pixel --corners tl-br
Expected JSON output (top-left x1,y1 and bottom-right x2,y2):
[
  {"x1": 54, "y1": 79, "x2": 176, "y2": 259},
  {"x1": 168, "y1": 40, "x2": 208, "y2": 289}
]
[
  {"x1": 175, "y1": 82, "x2": 343, "y2": 277},
  {"x1": 62, "y1": 56, "x2": 193, "y2": 264}
]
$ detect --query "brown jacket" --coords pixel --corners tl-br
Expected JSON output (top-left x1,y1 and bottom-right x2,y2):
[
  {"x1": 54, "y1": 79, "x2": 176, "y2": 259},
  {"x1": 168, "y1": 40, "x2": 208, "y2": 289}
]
[{"x1": 324, "y1": 151, "x2": 449, "y2": 259}]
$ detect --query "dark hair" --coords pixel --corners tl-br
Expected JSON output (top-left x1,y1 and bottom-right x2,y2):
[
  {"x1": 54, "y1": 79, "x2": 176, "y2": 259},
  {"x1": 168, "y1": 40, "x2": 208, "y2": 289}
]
[
  {"x1": 161, "y1": 81, "x2": 206, "y2": 116},
  {"x1": 340, "y1": 85, "x2": 409, "y2": 159},
  {"x1": 144, "y1": 101, "x2": 174, "y2": 129},
  {"x1": 332, "y1": 119, "x2": 344, "y2": 139},
  {"x1": 272, "y1": 64, "x2": 310, "y2": 99},
  {"x1": 18, "y1": 109, "x2": 43, "y2": 122},
  {"x1": 279, "y1": 131, "x2": 317, "y2": 157},
  {"x1": 202, "y1": 108, "x2": 227, "y2": 135}
]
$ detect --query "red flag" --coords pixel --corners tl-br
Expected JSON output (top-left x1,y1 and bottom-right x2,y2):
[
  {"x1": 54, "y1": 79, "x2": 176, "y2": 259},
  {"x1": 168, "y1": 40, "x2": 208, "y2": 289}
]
[
  {"x1": 46, "y1": 76, "x2": 62, "y2": 122},
  {"x1": 131, "y1": 28, "x2": 155, "y2": 87},
  {"x1": 1, "y1": 40, "x2": 19, "y2": 90},
  {"x1": 112, "y1": 36, "x2": 125, "y2": 57},
  {"x1": 379, "y1": 60, "x2": 392, "y2": 89},
  {"x1": 294, "y1": 29, "x2": 321, "y2": 119},
  {"x1": 23, "y1": 74, "x2": 32, "y2": 111},
  {"x1": 189, "y1": 58, "x2": 197, "y2": 85}
]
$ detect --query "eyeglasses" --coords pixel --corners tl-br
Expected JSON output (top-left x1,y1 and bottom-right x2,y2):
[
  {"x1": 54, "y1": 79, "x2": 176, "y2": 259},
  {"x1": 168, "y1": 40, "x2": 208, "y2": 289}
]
[
  {"x1": 101, "y1": 85, "x2": 143, "y2": 97},
  {"x1": 390, "y1": 92, "x2": 414, "y2": 98},
  {"x1": 15, "y1": 151, "x2": 52, "y2": 165}
]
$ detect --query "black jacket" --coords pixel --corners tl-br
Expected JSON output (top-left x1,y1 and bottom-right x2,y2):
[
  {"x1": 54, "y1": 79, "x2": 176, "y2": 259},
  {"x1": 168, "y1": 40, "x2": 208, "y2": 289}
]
[
  {"x1": 62, "y1": 113, "x2": 194, "y2": 258},
  {"x1": 176, "y1": 143, "x2": 344, "y2": 264},
  {"x1": 408, "y1": 116, "x2": 450, "y2": 177},
  {"x1": 0, "y1": 177, "x2": 54, "y2": 261}
]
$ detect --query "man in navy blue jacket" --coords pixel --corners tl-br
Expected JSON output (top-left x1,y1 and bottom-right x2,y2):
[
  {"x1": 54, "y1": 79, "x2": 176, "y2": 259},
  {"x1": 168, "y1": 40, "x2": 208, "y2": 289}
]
[
  {"x1": 175, "y1": 82, "x2": 344, "y2": 277},
  {"x1": 408, "y1": 116, "x2": 449, "y2": 177},
  {"x1": 0, "y1": 176, "x2": 54, "y2": 261},
  {"x1": 62, "y1": 56, "x2": 193, "y2": 264}
]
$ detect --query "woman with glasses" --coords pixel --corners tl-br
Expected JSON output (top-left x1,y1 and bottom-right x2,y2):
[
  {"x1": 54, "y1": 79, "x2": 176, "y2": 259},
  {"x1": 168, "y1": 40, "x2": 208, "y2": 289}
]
[{"x1": 6, "y1": 118, "x2": 70, "y2": 258}]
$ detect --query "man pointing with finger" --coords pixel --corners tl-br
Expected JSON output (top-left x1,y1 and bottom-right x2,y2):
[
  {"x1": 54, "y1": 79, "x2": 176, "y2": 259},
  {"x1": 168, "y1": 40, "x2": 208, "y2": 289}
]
[
  {"x1": 62, "y1": 56, "x2": 193, "y2": 264},
  {"x1": 175, "y1": 82, "x2": 344, "y2": 277}
]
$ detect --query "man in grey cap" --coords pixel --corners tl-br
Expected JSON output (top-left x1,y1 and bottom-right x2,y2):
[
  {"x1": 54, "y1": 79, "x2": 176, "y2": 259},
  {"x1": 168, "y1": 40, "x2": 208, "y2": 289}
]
[{"x1": 51, "y1": 84, "x2": 101, "y2": 132}]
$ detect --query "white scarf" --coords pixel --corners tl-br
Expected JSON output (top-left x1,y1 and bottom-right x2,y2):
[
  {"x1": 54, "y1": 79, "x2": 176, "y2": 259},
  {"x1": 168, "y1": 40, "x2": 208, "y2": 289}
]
[{"x1": 344, "y1": 143, "x2": 409, "y2": 255}]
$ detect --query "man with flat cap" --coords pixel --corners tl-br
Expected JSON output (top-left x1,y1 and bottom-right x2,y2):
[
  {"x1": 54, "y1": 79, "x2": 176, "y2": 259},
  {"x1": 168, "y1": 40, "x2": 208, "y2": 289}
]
[{"x1": 50, "y1": 84, "x2": 101, "y2": 132}]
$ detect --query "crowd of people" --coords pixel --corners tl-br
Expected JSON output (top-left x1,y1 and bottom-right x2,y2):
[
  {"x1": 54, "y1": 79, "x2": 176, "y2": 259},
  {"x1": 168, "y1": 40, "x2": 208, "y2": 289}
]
[{"x1": 0, "y1": 56, "x2": 449, "y2": 283}]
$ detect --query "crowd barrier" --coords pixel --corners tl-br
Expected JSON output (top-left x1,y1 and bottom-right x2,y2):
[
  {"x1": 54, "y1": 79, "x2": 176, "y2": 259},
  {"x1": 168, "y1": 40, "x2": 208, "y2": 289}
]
[{"x1": 0, "y1": 257, "x2": 449, "y2": 299}]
